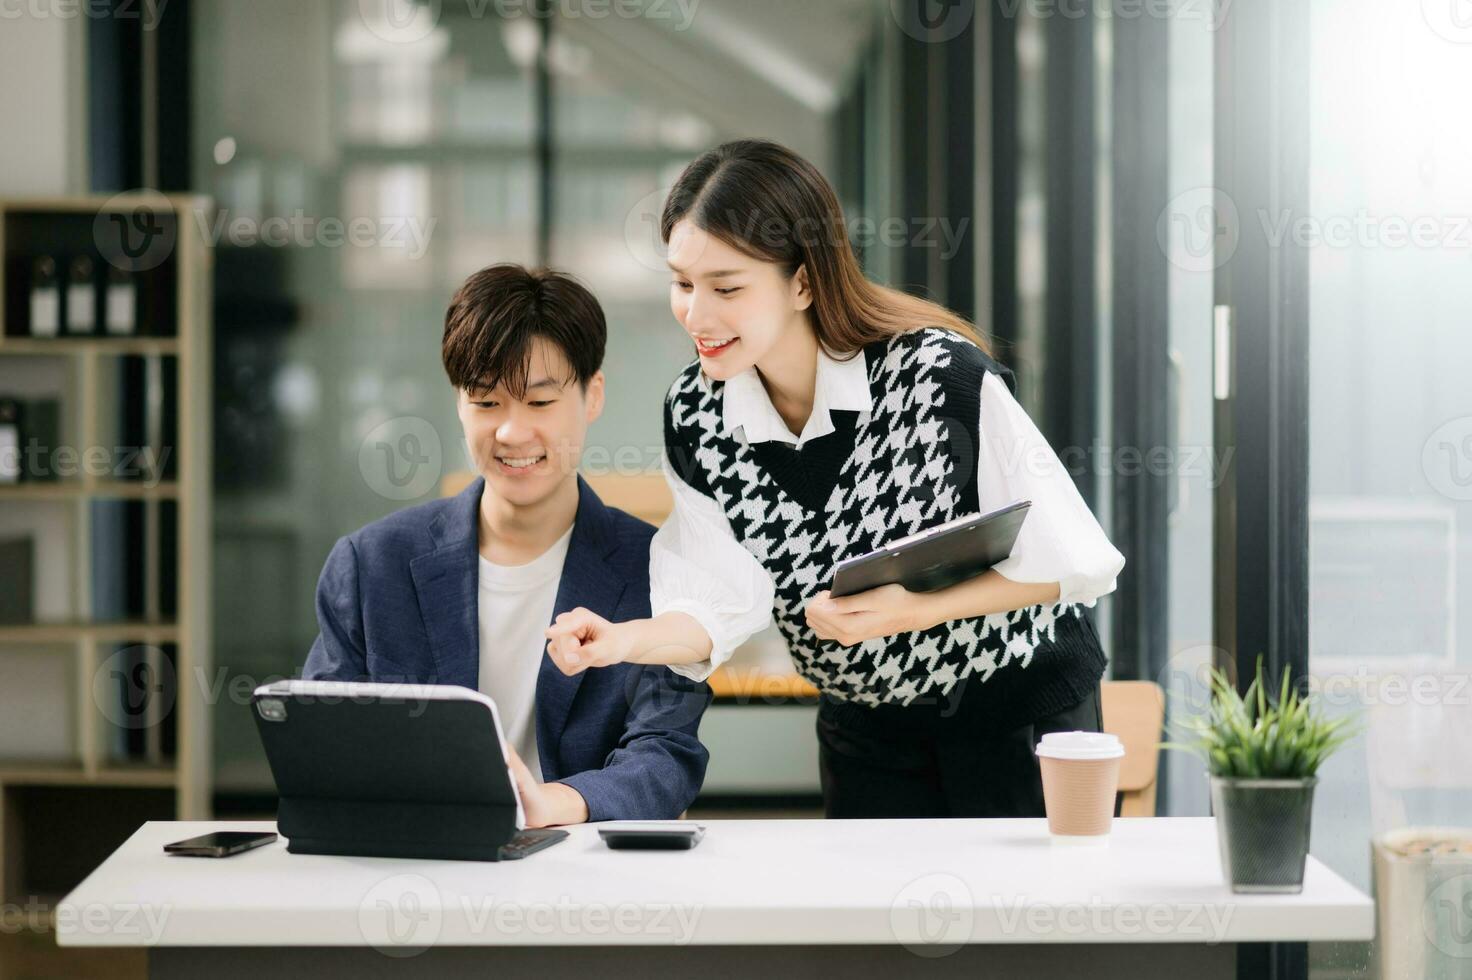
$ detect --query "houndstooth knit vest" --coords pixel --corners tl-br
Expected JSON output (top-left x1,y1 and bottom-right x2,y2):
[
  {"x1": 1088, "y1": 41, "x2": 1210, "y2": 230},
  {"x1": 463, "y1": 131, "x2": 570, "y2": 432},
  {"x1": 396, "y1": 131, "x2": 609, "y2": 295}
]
[{"x1": 664, "y1": 327, "x2": 1106, "y2": 720}]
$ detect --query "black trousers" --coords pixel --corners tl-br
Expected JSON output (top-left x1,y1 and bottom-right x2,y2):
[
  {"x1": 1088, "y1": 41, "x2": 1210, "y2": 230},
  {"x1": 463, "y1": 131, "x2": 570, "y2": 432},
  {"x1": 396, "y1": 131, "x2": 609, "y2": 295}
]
[{"x1": 816, "y1": 682, "x2": 1104, "y2": 818}]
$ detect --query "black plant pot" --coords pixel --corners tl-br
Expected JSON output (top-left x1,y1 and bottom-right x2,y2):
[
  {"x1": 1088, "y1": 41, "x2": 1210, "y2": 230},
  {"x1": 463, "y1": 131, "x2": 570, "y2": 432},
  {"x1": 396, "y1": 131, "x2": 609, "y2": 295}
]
[{"x1": 1209, "y1": 776, "x2": 1318, "y2": 893}]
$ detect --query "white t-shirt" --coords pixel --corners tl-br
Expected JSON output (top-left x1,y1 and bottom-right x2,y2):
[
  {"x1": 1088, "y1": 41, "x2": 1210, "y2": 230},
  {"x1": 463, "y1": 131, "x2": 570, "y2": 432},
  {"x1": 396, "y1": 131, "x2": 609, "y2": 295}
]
[{"x1": 476, "y1": 525, "x2": 574, "y2": 781}]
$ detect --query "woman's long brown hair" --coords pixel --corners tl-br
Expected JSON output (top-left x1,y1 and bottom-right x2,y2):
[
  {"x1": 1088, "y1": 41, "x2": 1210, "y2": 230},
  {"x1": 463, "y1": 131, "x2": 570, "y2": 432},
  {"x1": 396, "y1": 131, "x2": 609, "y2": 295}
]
[{"x1": 660, "y1": 139, "x2": 990, "y2": 357}]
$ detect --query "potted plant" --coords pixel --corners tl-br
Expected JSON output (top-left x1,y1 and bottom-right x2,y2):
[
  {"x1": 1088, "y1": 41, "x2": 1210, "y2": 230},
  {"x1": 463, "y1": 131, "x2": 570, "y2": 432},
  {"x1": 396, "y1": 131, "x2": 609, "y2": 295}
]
[{"x1": 1165, "y1": 657, "x2": 1360, "y2": 893}]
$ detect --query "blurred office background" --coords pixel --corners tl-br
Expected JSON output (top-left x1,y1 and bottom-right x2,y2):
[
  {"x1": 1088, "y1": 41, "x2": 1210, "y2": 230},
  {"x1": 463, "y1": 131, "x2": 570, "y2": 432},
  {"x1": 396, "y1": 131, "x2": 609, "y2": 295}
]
[{"x1": 3, "y1": 1, "x2": 1472, "y2": 977}]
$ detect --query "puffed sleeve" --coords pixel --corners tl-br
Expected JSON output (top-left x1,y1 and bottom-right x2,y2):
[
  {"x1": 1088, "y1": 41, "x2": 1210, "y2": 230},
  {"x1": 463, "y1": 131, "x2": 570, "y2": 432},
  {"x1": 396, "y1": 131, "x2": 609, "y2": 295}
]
[
  {"x1": 649, "y1": 450, "x2": 775, "y2": 682},
  {"x1": 976, "y1": 371, "x2": 1125, "y2": 605}
]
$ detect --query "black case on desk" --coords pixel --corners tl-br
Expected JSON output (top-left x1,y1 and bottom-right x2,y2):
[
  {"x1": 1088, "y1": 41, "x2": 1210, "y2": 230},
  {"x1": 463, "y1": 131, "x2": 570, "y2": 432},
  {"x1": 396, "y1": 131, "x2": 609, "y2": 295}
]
[{"x1": 250, "y1": 682, "x2": 525, "y2": 861}]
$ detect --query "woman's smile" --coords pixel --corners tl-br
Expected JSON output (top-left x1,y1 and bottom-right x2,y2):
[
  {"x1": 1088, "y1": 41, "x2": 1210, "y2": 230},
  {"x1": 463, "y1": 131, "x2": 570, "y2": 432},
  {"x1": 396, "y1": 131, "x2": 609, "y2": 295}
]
[{"x1": 695, "y1": 336, "x2": 739, "y2": 357}]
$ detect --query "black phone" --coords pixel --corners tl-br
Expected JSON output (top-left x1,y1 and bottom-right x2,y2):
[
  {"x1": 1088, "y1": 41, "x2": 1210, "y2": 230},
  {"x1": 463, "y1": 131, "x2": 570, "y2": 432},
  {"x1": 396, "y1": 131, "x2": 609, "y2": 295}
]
[
  {"x1": 597, "y1": 823, "x2": 705, "y2": 850},
  {"x1": 164, "y1": 831, "x2": 278, "y2": 858}
]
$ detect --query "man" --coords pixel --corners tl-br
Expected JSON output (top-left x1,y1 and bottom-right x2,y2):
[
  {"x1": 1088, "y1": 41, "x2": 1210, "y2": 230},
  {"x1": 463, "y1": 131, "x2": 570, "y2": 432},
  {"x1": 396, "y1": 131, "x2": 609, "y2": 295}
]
[{"x1": 304, "y1": 263, "x2": 710, "y2": 826}]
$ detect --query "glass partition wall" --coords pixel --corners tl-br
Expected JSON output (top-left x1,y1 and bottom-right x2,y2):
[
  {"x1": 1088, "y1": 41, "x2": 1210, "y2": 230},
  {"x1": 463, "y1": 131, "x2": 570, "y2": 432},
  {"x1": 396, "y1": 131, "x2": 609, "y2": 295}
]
[
  {"x1": 1306, "y1": 0, "x2": 1472, "y2": 975},
  {"x1": 192, "y1": 0, "x2": 879, "y2": 794}
]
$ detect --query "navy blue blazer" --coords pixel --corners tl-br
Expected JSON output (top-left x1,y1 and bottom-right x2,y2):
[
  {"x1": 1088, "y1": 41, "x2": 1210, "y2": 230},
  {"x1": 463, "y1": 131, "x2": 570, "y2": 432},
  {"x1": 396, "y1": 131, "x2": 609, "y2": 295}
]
[{"x1": 302, "y1": 475, "x2": 712, "y2": 821}]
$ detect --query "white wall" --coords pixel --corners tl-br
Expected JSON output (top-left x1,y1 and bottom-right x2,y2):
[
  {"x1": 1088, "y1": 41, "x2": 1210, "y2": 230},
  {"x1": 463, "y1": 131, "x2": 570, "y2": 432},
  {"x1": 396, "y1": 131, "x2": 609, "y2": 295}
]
[
  {"x1": 0, "y1": 10, "x2": 88, "y2": 195},
  {"x1": 0, "y1": 10, "x2": 88, "y2": 759},
  {"x1": 0, "y1": 9, "x2": 86, "y2": 615}
]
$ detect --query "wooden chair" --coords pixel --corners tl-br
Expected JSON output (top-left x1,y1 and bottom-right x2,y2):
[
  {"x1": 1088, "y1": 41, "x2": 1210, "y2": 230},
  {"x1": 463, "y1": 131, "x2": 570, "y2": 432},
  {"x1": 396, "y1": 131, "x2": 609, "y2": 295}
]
[
  {"x1": 442, "y1": 470, "x2": 476, "y2": 498},
  {"x1": 705, "y1": 667, "x2": 818, "y2": 701},
  {"x1": 1101, "y1": 680, "x2": 1165, "y2": 817},
  {"x1": 582, "y1": 473, "x2": 672, "y2": 526}
]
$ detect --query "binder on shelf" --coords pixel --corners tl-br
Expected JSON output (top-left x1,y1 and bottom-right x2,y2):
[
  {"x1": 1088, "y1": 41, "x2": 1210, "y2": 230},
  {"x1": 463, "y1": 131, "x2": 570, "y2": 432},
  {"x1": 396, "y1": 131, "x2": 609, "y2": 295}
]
[
  {"x1": 90, "y1": 500, "x2": 144, "y2": 622},
  {"x1": 100, "y1": 642, "x2": 142, "y2": 762},
  {"x1": 102, "y1": 642, "x2": 175, "y2": 764},
  {"x1": 159, "y1": 644, "x2": 177, "y2": 762},
  {"x1": 65, "y1": 256, "x2": 97, "y2": 335},
  {"x1": 105, "y1": 267, "x2": 137, "y2": 336},
  {"x1": 0, "y1": 398, "x2": 19, "y2": 483},
  {"x1": 142, "y1": 644, "x2": 166, "y2": 765},
  {"x1": 158, "y1": 501, "x2": 178, "y2": 620},
  {"x1": 21, "y1": 398, "x2": 60, "y2": 482},
  {"x1": 28, "y1": 256, "x2": 60, "y2": 337},
  {"x1": 0, "y1": 536, "x2": 34, "y2": 625}
]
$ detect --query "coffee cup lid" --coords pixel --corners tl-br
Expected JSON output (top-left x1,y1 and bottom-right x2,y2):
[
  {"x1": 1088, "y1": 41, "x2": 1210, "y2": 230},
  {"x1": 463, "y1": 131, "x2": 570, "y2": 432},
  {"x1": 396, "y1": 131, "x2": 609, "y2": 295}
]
[{"x1": 1035, "y1": 731, "x2": 1124, "y2": 760}]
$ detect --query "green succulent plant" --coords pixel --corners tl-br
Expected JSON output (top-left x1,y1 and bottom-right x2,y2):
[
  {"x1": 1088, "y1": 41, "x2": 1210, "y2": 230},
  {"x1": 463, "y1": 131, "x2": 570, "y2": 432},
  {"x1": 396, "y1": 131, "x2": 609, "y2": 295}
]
[{"x1": 1162, "y1": 657, "x2": 1360, "y2": 780}]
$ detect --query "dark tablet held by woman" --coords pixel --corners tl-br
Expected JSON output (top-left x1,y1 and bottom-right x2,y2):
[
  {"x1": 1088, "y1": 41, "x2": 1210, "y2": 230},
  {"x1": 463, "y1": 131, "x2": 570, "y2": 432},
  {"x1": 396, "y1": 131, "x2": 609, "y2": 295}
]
[{"x1": 830, "y1": 501, "x2": 1031, "y2": 598}]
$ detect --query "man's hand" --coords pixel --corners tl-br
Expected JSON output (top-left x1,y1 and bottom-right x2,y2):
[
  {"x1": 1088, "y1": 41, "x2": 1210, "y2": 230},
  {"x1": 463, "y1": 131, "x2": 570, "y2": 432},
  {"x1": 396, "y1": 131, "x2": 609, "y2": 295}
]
[
  {"x1": 505, "y1": 746, "x2": 588, "y2": 828},
  {"x1": 544, "y1": 607, "x2": 635, "y2": 675},
  {"x1": 804, "y1": 584, "x2": 931, "y2": 646}
]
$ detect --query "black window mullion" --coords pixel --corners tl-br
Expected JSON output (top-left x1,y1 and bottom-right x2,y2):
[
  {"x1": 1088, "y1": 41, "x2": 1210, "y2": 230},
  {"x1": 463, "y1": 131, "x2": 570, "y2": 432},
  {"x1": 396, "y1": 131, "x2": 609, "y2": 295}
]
[
  {"x1": 987, "y1": 3, "x2": 1019, "y2": 356},
  {"x1": 155, "y1": 0, "x2": 191, "y2": 192},
  {"x1": 939, "y1": 16, "x2": 976, "y2": 321},
  {"x1": 1108, "y1": 10, "x2": 1170, "y2": 686},
  {"x1": 1041, "y1": 10, "x2": 1097, "y2": 512},
  {"x1": 897, "y1": 28, "x2": 931, "y2": 295},
  {"x1": 88, "y1": 0, "x2": 144, "y2": 192},
  {"x1": 535, "y1": 12, "x2": 554, "y2": 267},
  {"x1": 1213, "y1": 1, "x2": 1312, "y2": 978}
]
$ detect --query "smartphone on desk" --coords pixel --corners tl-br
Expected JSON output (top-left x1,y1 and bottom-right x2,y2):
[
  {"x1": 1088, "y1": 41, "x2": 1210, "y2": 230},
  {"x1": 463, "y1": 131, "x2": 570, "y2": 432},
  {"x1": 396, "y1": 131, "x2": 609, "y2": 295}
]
[
  {"x1": 164, "y1": 831, "x2": 278, "y2": 858},
  {"x1": 597, "y1": 823, "x2": 705, "y2": 850}
]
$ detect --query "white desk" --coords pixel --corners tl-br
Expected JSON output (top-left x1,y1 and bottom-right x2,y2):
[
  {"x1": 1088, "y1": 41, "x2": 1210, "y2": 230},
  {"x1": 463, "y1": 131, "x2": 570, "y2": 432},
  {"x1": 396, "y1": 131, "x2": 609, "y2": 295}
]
[{"x1": 58, "y1": 817, "x2": 1373, "y2": 979}]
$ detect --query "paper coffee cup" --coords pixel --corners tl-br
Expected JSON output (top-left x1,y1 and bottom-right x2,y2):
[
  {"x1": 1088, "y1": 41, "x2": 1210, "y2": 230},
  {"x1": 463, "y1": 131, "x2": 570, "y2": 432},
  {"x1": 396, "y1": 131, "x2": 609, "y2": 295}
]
[{"x1": 1036, "y1": 731, "x2": 1124, "y2": 837}]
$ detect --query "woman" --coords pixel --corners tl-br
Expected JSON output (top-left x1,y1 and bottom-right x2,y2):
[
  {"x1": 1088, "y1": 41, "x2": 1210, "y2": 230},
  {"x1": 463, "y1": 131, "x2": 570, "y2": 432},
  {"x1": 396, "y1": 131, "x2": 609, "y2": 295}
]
[{"x1": 545, "y1": 139, "x2": 1125, "y2": 818}]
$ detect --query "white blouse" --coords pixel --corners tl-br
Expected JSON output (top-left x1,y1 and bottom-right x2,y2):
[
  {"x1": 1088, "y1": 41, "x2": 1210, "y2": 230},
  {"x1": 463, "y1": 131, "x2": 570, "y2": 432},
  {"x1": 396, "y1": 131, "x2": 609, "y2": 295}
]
[{"x1": 650, "y1": 345, "x2": 1126, "y2": 683}]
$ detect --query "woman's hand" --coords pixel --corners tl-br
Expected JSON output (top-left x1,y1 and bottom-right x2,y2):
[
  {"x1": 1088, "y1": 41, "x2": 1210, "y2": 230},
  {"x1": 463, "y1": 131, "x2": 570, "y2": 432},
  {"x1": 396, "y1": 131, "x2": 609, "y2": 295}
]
[
  {"x1": 804, "y1": 584, "x2": 932, "y2": 646},
  {"x1": 805, "y1": 571, "x2": 1064, "y2": 646},
  {"x1": 544, "y1": 607, "x2": 635, "y2": 676},
  {"x1": 505, "y1": 745, "x2": 588, "y2": 828}
]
